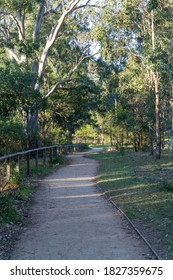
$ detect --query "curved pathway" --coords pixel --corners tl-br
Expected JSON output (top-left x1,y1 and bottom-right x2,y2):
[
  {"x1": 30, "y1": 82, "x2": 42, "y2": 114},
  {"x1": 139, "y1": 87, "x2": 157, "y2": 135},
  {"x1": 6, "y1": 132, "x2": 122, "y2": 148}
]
[{"x1": 10, "y1": 152, "x2": 154, "y2": 260}]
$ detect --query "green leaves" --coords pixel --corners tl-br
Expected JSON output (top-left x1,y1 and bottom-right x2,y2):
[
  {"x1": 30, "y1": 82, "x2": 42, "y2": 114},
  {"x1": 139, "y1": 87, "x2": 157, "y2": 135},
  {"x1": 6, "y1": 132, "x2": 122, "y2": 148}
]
[
  {"x1": 0, "y1": 0, "x2": 36, "y2": 13},
  {"x1": 147, "y1": 0, "x2": 159, "y2": 12},
  {"x1": 0, "y1": 67, "x2": 41, "y2": 117},
  {"x1": 0, "y1": 116, "x2": 25, "y2": 155}
]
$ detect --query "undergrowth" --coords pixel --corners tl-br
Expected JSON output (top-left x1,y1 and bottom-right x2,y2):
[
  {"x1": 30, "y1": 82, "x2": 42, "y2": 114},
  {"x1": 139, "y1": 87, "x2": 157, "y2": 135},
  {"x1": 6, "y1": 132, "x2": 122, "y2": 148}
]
[{"x1": 0, "y1": 154, "x2": 66, "y2": 226}]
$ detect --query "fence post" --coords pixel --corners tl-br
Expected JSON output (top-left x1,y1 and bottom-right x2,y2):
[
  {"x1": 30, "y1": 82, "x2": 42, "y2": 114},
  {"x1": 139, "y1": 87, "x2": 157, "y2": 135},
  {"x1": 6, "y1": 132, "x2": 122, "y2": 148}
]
[
  {"x1": 27, "y1": 152, "x2": 30, "y2": 176},
  {"x1": 15, "y1": 155, "x2": 20, "y2": 173},
  {"x1": 6, "y1": 158, "x2": 11, "y2": 180},
  {"x1": 35, "y1": 150, "x2": 39, "y2": 171},
  {"x1": 49, "y1": 148, "x2": 53, "y2": 163},
  {"x1": 43, "y1": 150, "x2": 46, "y2": 167},
  {"x1": 53, "y1": 147, "x2": 57, "y2": 159}
]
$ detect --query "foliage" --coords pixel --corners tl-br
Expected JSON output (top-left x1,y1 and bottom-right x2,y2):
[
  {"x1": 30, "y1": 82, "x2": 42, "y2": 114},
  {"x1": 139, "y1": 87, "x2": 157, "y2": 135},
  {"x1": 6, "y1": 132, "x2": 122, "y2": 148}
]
[
  {"x1": 0, "y1": 116, "x2": 25, "y2": 155},
  {"x1": 161, "y1": 180, "x2": 173, "y2": 192},
  {"x1": 0, "y1": 67, "x2": 42, "y2": 117},
  {"x1": 51, "y1": 155, "x2": 65, "y2": 165},
  {"x1": 0, "y1": 192, "x2": 20, "y2": 224},
  {"x1": 0, "y1": 0, "x2": 172, "y2": 157},
  {"x1": 0, "y1": 0, "x2": 99, "y2": 148},
  {"x1": 8, "y1": 169, "x2": 21, "y2": 186},
  {"x1": 91, "y1": 0, "x2": 173, "y2": 156}
]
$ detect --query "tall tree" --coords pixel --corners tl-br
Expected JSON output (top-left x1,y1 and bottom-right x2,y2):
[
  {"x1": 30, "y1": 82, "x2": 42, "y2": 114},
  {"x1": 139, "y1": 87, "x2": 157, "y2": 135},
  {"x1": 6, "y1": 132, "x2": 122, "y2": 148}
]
[
  {"x1": 0, "y1": 0, "x2": 98, "y2": 147},
  {"x1": 92, "y1": 0, "x2": 173, "y2": 158}
]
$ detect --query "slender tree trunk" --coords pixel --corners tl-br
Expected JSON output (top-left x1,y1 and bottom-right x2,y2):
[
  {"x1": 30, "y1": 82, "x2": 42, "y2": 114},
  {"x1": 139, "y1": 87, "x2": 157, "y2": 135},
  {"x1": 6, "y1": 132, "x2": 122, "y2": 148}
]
[
  {"x1": 27, "y1": 1, "x2": 79, "y2": 148},
  {"x1": 134, "y1": 142, "x2": 138, "y2": 152},
  {"x1": 154, "y1": 73, "x2": 161, "y2": 159},
  {"x1": 149, "y1": 125, "x2": 154, "y2": 156},
  {"x1": 110, "y1": 131, "x2": 113, "y2": 146},
  {"x1": 27, "y1": 110, "x2": 40, "y2": 148},
  {"x1": 134, "y1": 133, "x2": 138, "y2": 152},
  {"x1": 151, "y1": 10, "x2": 161, "y2": 159},
  {"x1": 170, "y1": 107, "x2": 173, "y2": 153},
  {"x1": 161, "y1": 110, "x2": 165, "y2": 149},
  {"x1": 169, "y1": 82, "x2": 173, "y2": 152}
]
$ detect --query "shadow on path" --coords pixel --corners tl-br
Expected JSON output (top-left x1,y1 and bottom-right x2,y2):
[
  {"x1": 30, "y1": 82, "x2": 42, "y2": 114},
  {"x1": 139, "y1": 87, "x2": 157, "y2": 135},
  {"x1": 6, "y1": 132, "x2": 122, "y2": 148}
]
[{"x1": 10, "y1": 153, "x2": 154, "y2": 260}]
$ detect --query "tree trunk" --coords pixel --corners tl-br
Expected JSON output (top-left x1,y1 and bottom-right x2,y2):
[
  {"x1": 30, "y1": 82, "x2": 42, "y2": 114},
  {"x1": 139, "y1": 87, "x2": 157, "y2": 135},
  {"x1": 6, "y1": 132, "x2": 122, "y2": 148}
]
[
  {"x1": 134, "y1": 142, "x2": 138, "y2": 152},
  {"x1": 151, "y1": 10, "x2": 161, "y2": 159},
  {"x1": 27, "y1": 110, "x2": 40, "y2": 148},
  {"x1": 155, "y1": 74, "x2": 161, "y2": 159},
  {"x1": 170, "y1": 107, "x2": 173, "y2": 153},
  {"x1": 170, "y1": 132, "x2": 173, "y2": 153},
  {"x1": 170, "y1": 82, "x2": 173, "y2": 153},
  {"x1": 149, "y1": 126, "x2": 154, "y2": 156}
]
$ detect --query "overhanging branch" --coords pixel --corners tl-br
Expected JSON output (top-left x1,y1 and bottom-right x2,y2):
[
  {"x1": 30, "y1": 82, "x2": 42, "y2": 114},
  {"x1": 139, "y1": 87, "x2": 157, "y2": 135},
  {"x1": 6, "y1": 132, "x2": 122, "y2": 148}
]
[{"x1": 45, "y1": 52, "x2": 98, "y2": 98}]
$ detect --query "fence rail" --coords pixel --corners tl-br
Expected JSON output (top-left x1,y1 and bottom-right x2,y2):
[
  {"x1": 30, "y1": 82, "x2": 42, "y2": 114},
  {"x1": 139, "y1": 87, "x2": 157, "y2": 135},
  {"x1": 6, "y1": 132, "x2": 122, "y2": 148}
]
[{"x1": 0, "y1": 143, "x2": 83, "y2": 188}]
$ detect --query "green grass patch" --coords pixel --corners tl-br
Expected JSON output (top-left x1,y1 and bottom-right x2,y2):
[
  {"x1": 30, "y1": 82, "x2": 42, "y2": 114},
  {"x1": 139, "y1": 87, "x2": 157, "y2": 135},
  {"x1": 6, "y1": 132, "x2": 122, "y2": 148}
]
[{"x1": 89, "y1": 150, "x2": 173, "y2": 260}]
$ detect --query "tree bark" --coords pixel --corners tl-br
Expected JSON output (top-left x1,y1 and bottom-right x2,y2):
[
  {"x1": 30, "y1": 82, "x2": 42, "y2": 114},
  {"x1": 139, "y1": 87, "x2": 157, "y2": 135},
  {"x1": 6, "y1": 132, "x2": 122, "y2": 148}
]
[
  {"x1": 154, "y1": 73, "x2": 161, "y2": 159},
  {"x1": 151, "y1": 10, "x2": 161, "y2": 159},
  {"x1": 169, "y1": 82, "x2": 173, "y2": 153},
  {"x1": 3, "y1": 1, "x2": 92, "y2": 148},
  {"x1": 149, "y1": 125, "x2": 154, "y2": 156},
  {"x1": 170, "y1": 107, "x2": 173, "y2": 153}
]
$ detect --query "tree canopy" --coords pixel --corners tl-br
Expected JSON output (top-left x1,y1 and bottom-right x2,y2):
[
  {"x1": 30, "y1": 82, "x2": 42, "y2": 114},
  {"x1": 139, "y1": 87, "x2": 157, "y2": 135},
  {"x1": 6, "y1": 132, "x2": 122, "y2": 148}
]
[{"x1": 0, "y1": 0, "x2": 172, "y2": 158}]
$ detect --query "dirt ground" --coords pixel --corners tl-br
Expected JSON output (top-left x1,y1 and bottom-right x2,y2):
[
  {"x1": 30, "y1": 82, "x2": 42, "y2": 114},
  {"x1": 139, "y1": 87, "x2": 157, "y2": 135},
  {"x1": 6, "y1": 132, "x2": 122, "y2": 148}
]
[{"x1": 7, "y1": 151, "x2": 155, "y2": 260}]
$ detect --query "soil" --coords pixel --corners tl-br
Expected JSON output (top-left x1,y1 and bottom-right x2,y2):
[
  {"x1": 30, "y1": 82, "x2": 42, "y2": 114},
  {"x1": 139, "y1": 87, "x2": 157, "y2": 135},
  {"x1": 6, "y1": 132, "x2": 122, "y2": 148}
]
[{"x1": 0, "y1": 151, "x2": 156, "y2": 260}]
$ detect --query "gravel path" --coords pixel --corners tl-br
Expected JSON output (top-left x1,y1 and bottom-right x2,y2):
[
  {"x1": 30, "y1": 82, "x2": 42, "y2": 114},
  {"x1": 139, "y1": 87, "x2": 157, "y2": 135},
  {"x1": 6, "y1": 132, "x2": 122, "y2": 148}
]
[{"x1": 10, "y1": 152, "x2": 154, "y2": 260}]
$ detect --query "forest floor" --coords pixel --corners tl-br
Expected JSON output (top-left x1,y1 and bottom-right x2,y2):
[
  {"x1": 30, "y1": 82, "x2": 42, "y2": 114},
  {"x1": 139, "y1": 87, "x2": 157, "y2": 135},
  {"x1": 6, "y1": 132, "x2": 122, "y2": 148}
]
[
  {"x1": 0, "y1": 150, "x2": 155, "y2": 260},
  {"x1": 89, "y1": 148, "x2": 173, "y2": 260}
]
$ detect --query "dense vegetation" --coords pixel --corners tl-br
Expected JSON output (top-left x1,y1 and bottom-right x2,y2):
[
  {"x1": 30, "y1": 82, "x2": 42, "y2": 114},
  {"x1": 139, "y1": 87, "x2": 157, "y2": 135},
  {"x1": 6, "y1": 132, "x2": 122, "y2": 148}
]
[
  {"x1": 0, "y1": 0, "x2": 173, "y2": 259},
  {"x1": 0, "y1": 0, "x2": 172, "y2": 159}
]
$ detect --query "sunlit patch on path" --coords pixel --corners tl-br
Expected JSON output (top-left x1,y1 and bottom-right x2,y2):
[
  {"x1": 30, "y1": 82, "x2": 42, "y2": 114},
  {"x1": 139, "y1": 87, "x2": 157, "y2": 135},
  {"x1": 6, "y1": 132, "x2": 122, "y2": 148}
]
[{"x1": 10, "y1": 153, "x2": 154, "y2": 260}]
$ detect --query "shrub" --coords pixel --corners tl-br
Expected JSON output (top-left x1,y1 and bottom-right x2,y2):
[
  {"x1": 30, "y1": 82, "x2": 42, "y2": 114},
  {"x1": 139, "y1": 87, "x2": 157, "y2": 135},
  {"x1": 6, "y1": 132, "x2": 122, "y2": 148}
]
[
  {"x1": 0, "y1": 193, "x2": 19, "y2": 224},
  {"x1": 161, "y1": 180, "x2": 173, "y2": 192},
  {"x1": 51, "y1": 155, "x2": 65, "y2": 165}
]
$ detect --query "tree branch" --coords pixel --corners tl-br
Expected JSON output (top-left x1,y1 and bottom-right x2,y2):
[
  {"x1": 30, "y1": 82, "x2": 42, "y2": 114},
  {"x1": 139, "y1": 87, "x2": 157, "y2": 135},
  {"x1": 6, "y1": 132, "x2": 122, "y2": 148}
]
[
  {"x1": 5, "y1": 48, "x2": 24, "y2": 64},
  {"x1": 33, "y1": 0, "x2": 47, "y2": 43},
  {"x1": 36, "y1": 0, "x2": 81, "y2": 83},
  {"x1": 10, "y1": 13, "x2": 25, "y2": 41},
  {"x1": 45, "y1": 77, "x2": 72, "y2": 98},
  {"x1": 45, "y1": 51, "x2": 98, "y2": 98},
  {"x1": 43, "y1": 3, "x2": 62, "y2": 16}
]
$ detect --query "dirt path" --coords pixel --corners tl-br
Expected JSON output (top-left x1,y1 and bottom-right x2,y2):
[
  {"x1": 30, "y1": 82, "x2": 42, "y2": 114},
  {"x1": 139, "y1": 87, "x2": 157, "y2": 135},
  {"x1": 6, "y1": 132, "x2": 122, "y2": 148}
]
[{"x1": 10, "y1": 152, "x2": 154, "y2": 260}]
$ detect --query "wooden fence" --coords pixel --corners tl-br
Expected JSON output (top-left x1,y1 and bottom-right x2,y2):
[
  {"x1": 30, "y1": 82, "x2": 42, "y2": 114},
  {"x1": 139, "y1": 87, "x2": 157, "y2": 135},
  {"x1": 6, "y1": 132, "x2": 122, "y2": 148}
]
[{"x1": 0, "y1": 143, "x2": 83, "y2": 188}]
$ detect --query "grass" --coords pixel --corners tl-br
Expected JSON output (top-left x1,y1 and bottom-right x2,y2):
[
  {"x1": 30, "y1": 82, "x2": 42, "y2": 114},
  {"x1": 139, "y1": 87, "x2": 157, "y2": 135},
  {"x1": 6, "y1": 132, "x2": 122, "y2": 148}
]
[
  {"x1": 0, "y1": 154, "x2": 66, "y2": 226},
  {"x1": 89, "y1": 149, "x2": 173, "y2": 260}
]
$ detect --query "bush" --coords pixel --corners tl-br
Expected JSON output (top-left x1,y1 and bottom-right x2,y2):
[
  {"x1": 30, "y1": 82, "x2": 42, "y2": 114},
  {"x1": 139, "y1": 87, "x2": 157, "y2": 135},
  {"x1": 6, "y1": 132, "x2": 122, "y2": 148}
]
[
  {"x1": 0, "y1": 116, "x2": 25, "y2": 155},
  {"x1": 8, "y1": 169, "x2": 21, "y2": 186},
  {"x1": 79, "y1": 143, "x2": 90, "y2": 151},
  {"x1": 51, "y1": 155, "x2": 65, "y2": 165},
  {"x1": 141, "y1": 144, "x2": 149, "y2": 152},
  {"x1": 0, "y1": 193, "x2": 19, "y2": 224},
  {"x1": 161, "y1": 180, "x2": 173, "y2": 192}
]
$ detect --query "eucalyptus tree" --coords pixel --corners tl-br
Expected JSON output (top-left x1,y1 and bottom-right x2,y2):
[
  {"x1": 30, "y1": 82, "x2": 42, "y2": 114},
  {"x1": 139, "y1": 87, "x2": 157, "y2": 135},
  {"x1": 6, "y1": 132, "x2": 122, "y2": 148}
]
[
  {"x1": 39, "y1": 63, "x2": 100, "y2": 144},
  {"x1": 92, "y1": 0, "x2": 173, "y2": 158},
  {"x1": 91, "y1": 58, "x2": 119, "y2": 145},
  {"x1": 118, "y1": 54, "x2": 152, "y2": 151},
  {"x1": 140, "y1": 0, "x2": 173, "y2": 158},
  {"x1": 0, "y1": 0, "x2": 99, "y2": 147}
]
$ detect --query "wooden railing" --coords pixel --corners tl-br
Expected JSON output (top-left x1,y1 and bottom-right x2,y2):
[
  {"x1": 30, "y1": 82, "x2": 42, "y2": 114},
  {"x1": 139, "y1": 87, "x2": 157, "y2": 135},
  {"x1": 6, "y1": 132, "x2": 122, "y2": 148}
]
[{"x1": 0, "y1": 143, "x2": 83, "y2": 187}]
